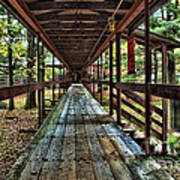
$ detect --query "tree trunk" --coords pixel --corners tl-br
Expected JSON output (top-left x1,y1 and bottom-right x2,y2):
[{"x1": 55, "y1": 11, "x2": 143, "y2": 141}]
[
  {"x1": 161, "y1": 7, "x2": 165, "y2": 20},
  {"x1": 175, "y1": 0, "x2": 179, "y2": 18},
  {"x1": 25, "y1": 33, "x2": 36, "y2": 109},
  {"x1": 8, "y1": 13, "x2": 14, "y2": 110}
]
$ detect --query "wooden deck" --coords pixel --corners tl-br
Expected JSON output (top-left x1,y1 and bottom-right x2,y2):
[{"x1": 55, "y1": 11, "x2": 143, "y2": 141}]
[{"x1": 6, "y1": 84, "x2": 173, "y2": 180}]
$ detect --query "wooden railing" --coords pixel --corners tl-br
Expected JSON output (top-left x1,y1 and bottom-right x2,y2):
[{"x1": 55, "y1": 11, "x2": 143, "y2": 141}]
[
  {"x1": 0, "y1": 78, "x2": 72, "y2": 101},
  {"x1": 82, "y1": 78, "x2": 179, "y2": 144},
  {"x1": 82, "y1": 79, "x2": 180, "y2": 101}
]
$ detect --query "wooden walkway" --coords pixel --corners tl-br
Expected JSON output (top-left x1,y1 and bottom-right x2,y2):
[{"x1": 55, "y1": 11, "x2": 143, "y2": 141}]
[{"x1": 6, "y1": 84, "x2": 173, "y2": 180}]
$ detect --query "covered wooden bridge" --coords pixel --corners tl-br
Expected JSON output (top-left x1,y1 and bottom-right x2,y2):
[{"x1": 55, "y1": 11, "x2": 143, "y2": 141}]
[{"x1": 0, "y1": 0, "x2": 179, "y2": 179}]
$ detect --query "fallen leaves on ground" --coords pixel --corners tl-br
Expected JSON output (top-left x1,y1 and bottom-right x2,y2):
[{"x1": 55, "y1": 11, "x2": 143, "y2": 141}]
[{"x1": 0, "y1": 108, "x2": 38, "y2": 179}]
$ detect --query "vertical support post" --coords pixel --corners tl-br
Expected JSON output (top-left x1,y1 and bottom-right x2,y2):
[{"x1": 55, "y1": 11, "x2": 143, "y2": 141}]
[
  {"x1": 92, "y1": 65, "x2": 94, "y2": 96},
  {"x1": 97, "y1": 58, "x2": 100, "y2": 96},
  {"x1": 92, "y1": 65, "x2": 93, "y2": 94},
  {"x1": 154, "y1": 50, "x2": 158, "y2": 83},
  {"x1": 63, "y1": 65, "x2": 65, "y2": 94},
  {"x1": 58, "y1": 67, "x2": 61, "y2": 99},
  {"x1": 41, "y1": 42, "x2": 45, "y2": 118},
  {"x1": 144, "y1": 0, "x2": 152, "y2": 155},
  {"x1": 8, "y1": 13, "x2": 14, "y2": 110},
  {"x1": 109, "y1": 41, "x2": 113, "y2": 116},
  {"x1": 52, "y1": 55, "x2": 55, "y2": 106},
  {"x1": 116, "y1": 32, "x2": 121, "y2": 125},
  {"x1": 100, "y1": 53, "x2": 103, "y2": 105},
  {"x1": 162, "y1": 45, "x2": 168, "y2": 154},
  {"x1": 37, "y1": 36, "x2": 42, "y2": 128}
]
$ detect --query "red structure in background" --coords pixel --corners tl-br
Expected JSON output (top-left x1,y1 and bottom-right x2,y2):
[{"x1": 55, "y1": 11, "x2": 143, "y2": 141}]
[{"x1": 128, "y1": 35, "x2": 135, "y2": 74}]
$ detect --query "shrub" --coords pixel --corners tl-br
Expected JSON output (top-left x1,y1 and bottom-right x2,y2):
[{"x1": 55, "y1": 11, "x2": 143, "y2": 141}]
[{"x1": 0, "y1": 102, "x2": 7, "y2": 109}]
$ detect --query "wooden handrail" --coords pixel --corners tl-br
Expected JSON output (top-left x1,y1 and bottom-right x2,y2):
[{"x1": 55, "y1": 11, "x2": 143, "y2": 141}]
[
  {"x1": 0, "y1": 78, "x2": 72, "y2": 101},
  {"x1": 82, "y1": 79, "x2": 180, "y2": 101}
]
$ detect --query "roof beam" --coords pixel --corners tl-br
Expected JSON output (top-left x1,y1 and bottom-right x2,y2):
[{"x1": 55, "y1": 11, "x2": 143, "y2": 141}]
[
  {"x1": 82, "y1": 0, "x2": 167, "y2": 72},
  {"x1": 27, "y1": 1, "x2": 133, "y2": 11},
  {"x1": 41, "y1": 22, "x2": 106, "y2": 29},
  {"x1": 36, "y1": 13, "x2": 123, "y2": 22},
  {"x1": 32, "y1": 9, "x2": 128, "y2": 16},
  {"x1": 49, "y1": 36, "x2": 106, "y2": 40}
]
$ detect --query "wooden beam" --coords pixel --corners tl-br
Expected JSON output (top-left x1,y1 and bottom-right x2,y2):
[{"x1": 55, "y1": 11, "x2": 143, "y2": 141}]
[
  {"x1": 162, "y1": 45, "x2": 168, "y2": 154},
  {"x1": 100, "y1": 53, "x2": 103, "y2": 105},
  {"x1": 32, "y1": 9, "x2": 128, "y2": 16},
  {"x1": 46, "y1": 30, "x2": 107, "y2": 35},
  {"x1": 52, "y1": 55, "x2": 55, "y2": 106},
  {"x1": 0, "y1": 79, "x2": 72, "y2": 101},
  {"x1": 49, "y1": 33, "x2": 109, "y2": 37},
  {"x1": 83, "y1": 0, "x2": 144, "y2": 70},
  {"x1": 83, "y1": 0, "x2": 167, "y2": 72},
  {"x1": 36, "y1": 14, "x2": 123, "y2": 22},
  {"x1": 109, "y1": 41, "x2": 113, "y2": 116},
  {"x1": 41, "y1": 22, "x2": 107, "y2": 29},
  {"x1": 115, "y1": 82, "x2": 180, "y2": 101},
  {"x1": 50, "y1": 36, "x2": 105, "y2": 40},
  {"x1": 27, "y1": 2, "x2": 133, "y2": 11},
  {"x1": 37, "y1": 36, "x2": 42, "y2": 127},
  {"x1": 116, "y1": 32, "x2": 121, "y2": 125},
  {"x1": 144, "y1": 0, "x2": 151, "y2": 155},
  {"x1": 128, "y1": 0, "x2": 168, "y2": 32}
]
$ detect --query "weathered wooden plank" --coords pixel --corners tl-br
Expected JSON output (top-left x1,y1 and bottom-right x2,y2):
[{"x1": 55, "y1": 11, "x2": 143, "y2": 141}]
[
  {"x1": 19, "y1": 96, "x2": 70, "y2": 180},
  {"x1": 83, "y1": 104, "x2": 114, "y2": 179},
  {"x1": 75, "y1": 104, "x2": 95, "y2": 180},
  {"x1": 99, "y1": 137, "x2": 133, "y2": 180},
  {"x1": 103, "y1": 124, "x2": 143, "y2": 156},
  {"x1": 57, "y1": 112, "x2": 76, "y2": 180},
  {"x1": 38, "y1": 98, "x2": 71, "y2": 179},
  {"x1": 7, "y1": 84, "x2": 174, "y2": 180},
  {"x1": 5, "y1": 94, "x2": 66, "y2": 180}
]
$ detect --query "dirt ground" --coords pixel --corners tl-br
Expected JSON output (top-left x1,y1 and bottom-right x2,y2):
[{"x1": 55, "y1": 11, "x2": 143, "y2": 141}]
[{"x1": 0, "y1": 94, "x2": 38, "y2": 179}]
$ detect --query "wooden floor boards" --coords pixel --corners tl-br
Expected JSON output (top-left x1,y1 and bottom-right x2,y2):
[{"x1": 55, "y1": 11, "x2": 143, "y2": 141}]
[{"x1": 6, "y1": 84, "x2": 173, "y2": 180}]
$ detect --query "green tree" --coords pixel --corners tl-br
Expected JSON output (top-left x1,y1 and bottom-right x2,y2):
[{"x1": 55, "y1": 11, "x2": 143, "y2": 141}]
[{"x1": 0, "y1": 5, "x2": 27, "y2": 110}]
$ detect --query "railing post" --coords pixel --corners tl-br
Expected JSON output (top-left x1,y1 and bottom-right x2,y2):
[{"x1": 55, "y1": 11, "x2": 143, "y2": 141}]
[
  {"x1": 52, "y1": 55, "x2": 55, "y2": 106},
  {"x1": 116, "y1": 32, "x2": 121, "y2": 125},
  {"x1": 144, "y1": 0, "x2": 152, "y2": 155},
  {"x1": 58, "y1": 67, "x2": 61, "y2": 99},
  {"x1": 154, "y1": 50, "x2": 158, "y2": 83},
  {"x1": 41, "y1": 42, "x2": 45, "y2": 118},
  {"x1": 37, "y1": 36, "x2": 42, "y2": 128},
  {"x1": 63, "y1": 66, "x2": 65, "y2": 94},
  {"x1": 100, "y1": 53, "x2": 103, "y2": 105},
  {"x1": 162, "y1": 45, "x2": 168, "y2": 154},
  {"x1": 97, "y1": 58, "x2": 100, "y2": 97},
  {"x1": 109, "y1": 41, "x2": 113, "y2": 116},
  {"x1": 93, "y1": 64, "x2": 95, "y2": 96}
]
